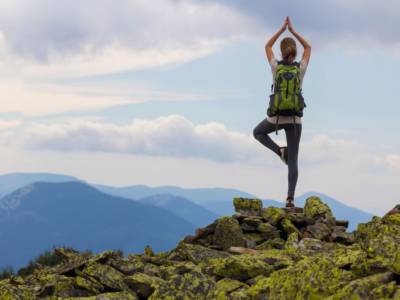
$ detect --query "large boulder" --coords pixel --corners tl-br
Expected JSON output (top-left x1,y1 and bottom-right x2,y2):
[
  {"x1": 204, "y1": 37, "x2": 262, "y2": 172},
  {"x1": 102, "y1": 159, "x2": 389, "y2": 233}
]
[
  {"x1": 213, "y1": 216, "x2": 245, "y2": 250},
  {"x1": 304, "y1": 196, "x2": 335, "y2": 225}
]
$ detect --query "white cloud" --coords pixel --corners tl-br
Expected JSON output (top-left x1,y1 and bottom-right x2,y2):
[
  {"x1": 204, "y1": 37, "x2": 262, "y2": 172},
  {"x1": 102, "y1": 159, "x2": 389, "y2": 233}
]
[
  {"x1": 24, "y1": 114, "x2": 267, "y2": 163},
  {"x1": 19, "y1": 115, "x2": 400, "y2": 175},
  {"x1": 0, "y1": 79, "x2": 211, "y2": 116},
  {"x1": 0, "y1": 0, "x2": 257, "y2": 77}
]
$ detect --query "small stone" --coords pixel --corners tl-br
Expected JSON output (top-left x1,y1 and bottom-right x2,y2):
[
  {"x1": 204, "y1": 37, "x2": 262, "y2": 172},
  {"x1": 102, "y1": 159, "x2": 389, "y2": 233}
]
[
  {"x1": 144, "y1": 245, "x2": 154, "y2": 256},
  {"x1": 228, "y1": 246, "x2": 259, "y2": 255},
  {"x1": 245, "y1": 239, "x2": 257, "y2": 249},
  {"x1": 335, "y1": 220, "x2": 349, "y2": 228}
]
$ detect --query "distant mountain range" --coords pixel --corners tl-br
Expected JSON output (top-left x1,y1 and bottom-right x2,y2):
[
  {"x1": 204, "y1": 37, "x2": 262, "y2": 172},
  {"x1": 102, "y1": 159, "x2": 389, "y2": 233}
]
[
  {"x1": 0, "y1": 172, "x2": 375, "y2": 269},
  {"x1": 0, "y1": 172, "x2": 79, "y2": 198},
  {"x1": 94, "y1": 183, "x2": 373, "y2": 231},
  {"x1": 0, "y1": 172, "x2": 375, "y2": 230},
  {"x1": 137, "y1": 194, "x2": 218, "y2": 227},
  {"x1": 0, "y1": 181, "x2": 195, "y2": 270}
]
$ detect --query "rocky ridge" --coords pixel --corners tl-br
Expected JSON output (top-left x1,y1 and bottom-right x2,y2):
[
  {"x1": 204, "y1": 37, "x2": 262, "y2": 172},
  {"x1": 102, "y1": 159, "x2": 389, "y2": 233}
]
[{"x1": 1, "y1": 196, "x2": 400, "y2": 299}]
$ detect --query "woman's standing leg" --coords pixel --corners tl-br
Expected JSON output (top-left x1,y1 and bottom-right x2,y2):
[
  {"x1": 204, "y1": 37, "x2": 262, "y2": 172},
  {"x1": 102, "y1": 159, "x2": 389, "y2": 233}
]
[
  {"x1": 253, "y1": 118, "x2": 285, "y2": 156},
  {"x1": 285, "y1": 123, "x2": 302, "y2": 198}
]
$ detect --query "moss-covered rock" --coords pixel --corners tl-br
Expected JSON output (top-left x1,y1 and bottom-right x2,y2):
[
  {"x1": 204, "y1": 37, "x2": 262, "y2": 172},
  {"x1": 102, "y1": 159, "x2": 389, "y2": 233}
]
[
  {"x1": 233, "y1": 197, "x2": 262, "y2": 216},
  {"x1": 248, "y1": 254, "x2": 356, "y2": 299},
  {"x1": 255, "y1": 237, "x2": 285, "y2": 250},
  {"x1": 304, "y1": 196, "x2": 334, "y2": 220},
  {"x1": 167, "y1": 241, "x2": 232, "y2": 264},
  {"x1": 124, "y1": 272, "x2": 164, "y2": 298},
  {"x1": 206, "y1": 254, "x2": 275, "y2": 281},
  {"x1": 0, "y1": 282, "x2": 36, "y2": 300},
  {"x1": 261, "y1": 206, "x2": 286, "y2": 225},
  {"x1": 326, "y1": 272, "x2": 396, "y2": 300},
  {"x1": 213, "y1": 216, "x2": 245, "y2": 250},
  {"x1": 81, "y1": 262, "x2": 128, "y2": 291},
  {"x1": 281, "y1": 218, "x2": 301, "y2": 237},
  {"x1": 63, "y1": 291, "x2": 139, "y2": 300},
  {"x1": 306, "y1": 221, "x2": 332, "y2": 241},
  {"x1": 383, "y1": 213, "x2": 400, "y2": 226},
  {"x1": 148, "y1": 268, "x2": 216, "y2": 299},
  {"x1": 242, "y1": 232, "x2": 264, "y2": 244},
  {"x1": 391, "y1": 251, "x2": 400, "y2": 275}
]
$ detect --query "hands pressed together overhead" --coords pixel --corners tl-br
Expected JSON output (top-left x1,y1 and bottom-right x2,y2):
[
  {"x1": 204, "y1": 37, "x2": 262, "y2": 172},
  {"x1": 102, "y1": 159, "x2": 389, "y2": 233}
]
[
  {"x1": 280, "y1": 16, "x2": 295, "y2": 33},
  {"x1": 265, "y1": 15, "x2": 311, "y2": 63}
]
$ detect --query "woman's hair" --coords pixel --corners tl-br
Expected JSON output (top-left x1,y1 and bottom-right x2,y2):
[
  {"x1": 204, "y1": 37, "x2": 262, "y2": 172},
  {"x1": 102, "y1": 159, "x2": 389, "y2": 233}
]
[{"x1": 280, "y1": 37, "x2": 297, "y2": 64}]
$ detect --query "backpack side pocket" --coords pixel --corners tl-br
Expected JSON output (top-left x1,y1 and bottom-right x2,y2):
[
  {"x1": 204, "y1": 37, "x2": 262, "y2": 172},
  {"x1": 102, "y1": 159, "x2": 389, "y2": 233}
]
[
  {"x1": 267, "y1": 94, "x2": 276, "y2": 117},
  {"x1": 296, "y1": 93, "x2": 306, "y2": 117}
]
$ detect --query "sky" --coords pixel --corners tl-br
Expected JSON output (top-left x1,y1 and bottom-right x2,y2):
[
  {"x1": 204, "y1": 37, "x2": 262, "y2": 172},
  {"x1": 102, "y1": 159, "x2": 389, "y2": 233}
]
[{"x1": 0, "y1": 0, "x2": 399, "y2": 215}]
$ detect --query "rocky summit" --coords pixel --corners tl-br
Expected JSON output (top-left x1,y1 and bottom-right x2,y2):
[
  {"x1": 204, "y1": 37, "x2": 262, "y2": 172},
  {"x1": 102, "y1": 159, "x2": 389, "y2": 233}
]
[{"x1": 1, "y1": 196, "x2": 400, "y2": 300}]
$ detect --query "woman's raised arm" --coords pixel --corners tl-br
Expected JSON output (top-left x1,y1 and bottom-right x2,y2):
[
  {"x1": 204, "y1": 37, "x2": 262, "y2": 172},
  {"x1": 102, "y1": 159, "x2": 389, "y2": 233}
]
[
  {"x1": 265, "y1": 17, "x2": 288, "y2": 63},
  {"x1": 287, "y1": 16, "x2": 311, "y2": 64}
]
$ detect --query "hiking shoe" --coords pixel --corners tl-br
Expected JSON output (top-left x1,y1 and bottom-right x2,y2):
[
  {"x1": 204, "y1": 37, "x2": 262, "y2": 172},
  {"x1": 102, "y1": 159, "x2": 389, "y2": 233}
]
[
  {"x1": 279, "y1": 147, "x2": 288, "y2": 165},
  {"x1": 285, "y1": 196, "x2": 295, "y2": 208}
]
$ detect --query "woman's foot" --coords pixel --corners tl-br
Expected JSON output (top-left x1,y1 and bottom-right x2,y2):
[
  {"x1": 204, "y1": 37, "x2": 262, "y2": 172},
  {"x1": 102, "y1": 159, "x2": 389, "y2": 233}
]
[
  {"x1": 285, "y1": 196, "x2": 294, "y2": 208},
  {"x1": 279, "y1": 146, "x2": 288, "y2": 165}
]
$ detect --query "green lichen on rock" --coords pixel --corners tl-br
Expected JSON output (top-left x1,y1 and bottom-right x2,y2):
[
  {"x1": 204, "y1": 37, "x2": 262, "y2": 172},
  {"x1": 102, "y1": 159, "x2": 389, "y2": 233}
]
[
  {"x1": 304, "y1": 196, "x2": 334, "y2": 220},
  {"x1": 391, "y1": 251, "x2": 400, "y2": 275},
  {"x1": 251, "y1": 254, "x2": 357, "y2": 299},
  {"x1": 63, "y1": 291, "x2": 139, "y2": 300},
  {"x1": 2, "y1": 198, "x2": 400, "y2": 299},
  {"x1": 124, "y1": 272, "x2": 164, "y2": 298},
  {"x1": 281, "y1": 217, "x2": 301, "y2": 237},
  {"x1": 261, "y1": 206, "x2": 286, "y2": 225},
  {"x1": 214, "y1": 278, "x2": 248, "y2": 293},
  {"x1": 233, "y1": 197, "x2": 262, "y2": 216},
  {"x1": 255, "y1": 237, "x2": 285, "y2": 250},
  {"x1": 213, "y1": 216, "x2": 245, "y2": 250},
  {"x1": 81, "y1": 262, "x2": 128, "y2": 292},
  {"x1": 206, "y1": 254, "x2": 275, "y2": 281},
  {"x1": 326, "y1": 272, "x2": 396, "y2": 300},
  {"x1": 306, "y1": 221, "x2": 332, "y2": 241},
  {"x1": 383, "y1": 212, "x2": 400, "y2": 226}
]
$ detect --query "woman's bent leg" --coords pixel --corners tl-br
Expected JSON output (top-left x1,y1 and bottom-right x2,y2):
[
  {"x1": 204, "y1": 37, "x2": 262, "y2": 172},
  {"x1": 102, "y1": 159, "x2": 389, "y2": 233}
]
[
  {"x1": 253, "y1": 118, "x2": 284, "y2": 156},
  {"x1": 285, "y1": 124, "x2": 302, "y2": 198}
]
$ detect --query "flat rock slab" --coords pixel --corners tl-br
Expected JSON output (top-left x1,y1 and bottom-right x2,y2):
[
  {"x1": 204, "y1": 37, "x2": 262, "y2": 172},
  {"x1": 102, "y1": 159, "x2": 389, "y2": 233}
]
[
  {"x1": 227, "y1": 246, "x2": 259, "y2": 255},
  {"x1": 283, "y1": 207, "x2": 304, "y2": 213}
]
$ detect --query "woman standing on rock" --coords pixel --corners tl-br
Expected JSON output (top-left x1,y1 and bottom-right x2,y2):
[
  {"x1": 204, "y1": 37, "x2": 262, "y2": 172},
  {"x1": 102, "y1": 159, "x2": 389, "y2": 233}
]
[{"x1": 253, "y1": 16, "x2": 311, "y2": 208}]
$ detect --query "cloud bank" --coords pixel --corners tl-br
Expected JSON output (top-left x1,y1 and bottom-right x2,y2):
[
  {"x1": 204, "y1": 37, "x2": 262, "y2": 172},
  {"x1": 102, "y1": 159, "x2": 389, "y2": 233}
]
[
  {"x1": 20, "y1": 114, "x2": 400, "y2": 174},
  {"x1": 25, "y1": 115, "x2": 264, "y2": 163}
]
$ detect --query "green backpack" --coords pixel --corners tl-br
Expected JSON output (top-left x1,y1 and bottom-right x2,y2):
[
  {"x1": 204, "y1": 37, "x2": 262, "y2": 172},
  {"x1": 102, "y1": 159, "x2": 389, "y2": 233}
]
[{"x1": 267, "y1": 60, "x2": 306, "y2": 118}]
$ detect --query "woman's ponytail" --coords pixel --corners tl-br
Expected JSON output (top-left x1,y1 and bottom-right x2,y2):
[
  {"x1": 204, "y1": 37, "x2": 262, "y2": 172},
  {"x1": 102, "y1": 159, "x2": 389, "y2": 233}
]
[{"x1": 280, "y1": 37, "x2": 297, "y2": 64}]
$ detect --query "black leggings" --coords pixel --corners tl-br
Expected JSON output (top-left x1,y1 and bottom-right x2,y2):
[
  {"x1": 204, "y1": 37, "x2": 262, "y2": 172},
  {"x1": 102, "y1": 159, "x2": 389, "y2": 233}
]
[{"x1": 253, "y1": 118, "x2": 302, "y2": 198}]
